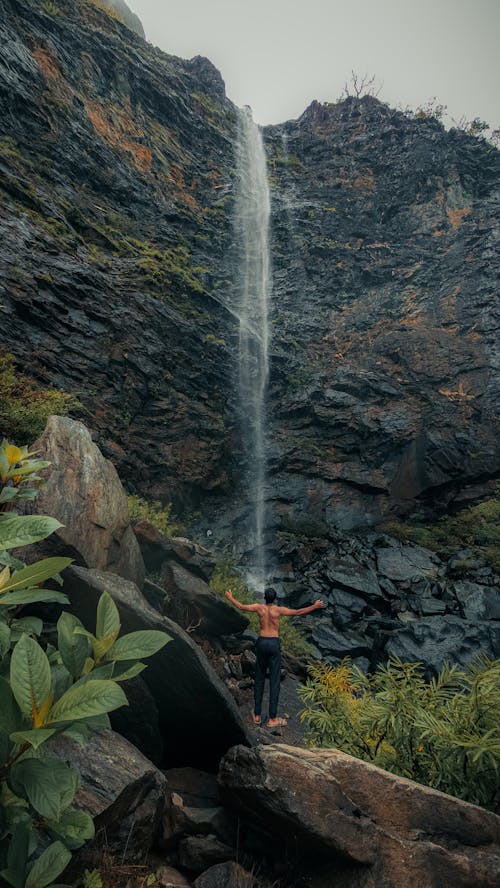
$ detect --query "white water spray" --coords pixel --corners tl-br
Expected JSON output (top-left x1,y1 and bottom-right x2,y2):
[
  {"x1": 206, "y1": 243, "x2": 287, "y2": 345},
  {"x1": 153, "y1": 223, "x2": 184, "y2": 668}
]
[{"x1": 234, "y1": 107, "x2": 271, "y2": 592}]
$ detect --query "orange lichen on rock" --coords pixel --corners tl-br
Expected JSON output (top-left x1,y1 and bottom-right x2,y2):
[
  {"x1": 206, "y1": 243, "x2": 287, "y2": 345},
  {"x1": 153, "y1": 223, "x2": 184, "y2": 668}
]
[
  {"x1": 84, "y1": 98, "x2": 153, "y2": 172},
  {"x1": 447, "y1": 207, "x2": 471, "y2": 229},
  {"x1": 33, "y1": 47, "x2": 62, "y2": 81},
  {"x1": 164, "y1": 163, "x2": 203, "y2": 214},
  {"x1": 33, "y1": 47, "x2": 73, "y2": 104},
  {"x1": 353, "y1": 174, "x2": 376, "y2": 192},
  {"x1": 438, "y1": 382, "x2": 475, "y2": 401}
]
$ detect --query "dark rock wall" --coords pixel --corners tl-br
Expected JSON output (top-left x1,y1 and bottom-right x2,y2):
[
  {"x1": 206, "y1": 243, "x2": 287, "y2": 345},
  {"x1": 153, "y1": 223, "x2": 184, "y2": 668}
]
[
  {"x1": 0, "y1": 0, "x2": 239, "y2": 511},
  {"x1": 0, "y1": 0, "x2": 499, "y2": 538},
  {"x1": 265, "y1": 98, "x2": 500, "y2": 531}
]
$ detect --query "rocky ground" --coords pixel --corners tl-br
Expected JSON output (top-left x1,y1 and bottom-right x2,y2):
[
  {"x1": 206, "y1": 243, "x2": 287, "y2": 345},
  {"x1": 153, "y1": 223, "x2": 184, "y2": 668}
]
[{"x1": 19, "y1": 415, "x2": 499, "y2": 888}]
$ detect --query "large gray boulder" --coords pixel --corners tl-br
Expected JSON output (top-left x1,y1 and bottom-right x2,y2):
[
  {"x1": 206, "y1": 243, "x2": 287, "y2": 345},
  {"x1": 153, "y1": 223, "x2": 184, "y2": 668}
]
[
  {"x1": 28, "y1": 416, "x2": 145, "y2": 587},
  {"x1": 219, "y1": 744, "x2": 500, "y2": 888},
  {"x1": 51, "y1": 730, "x2": 166, "y2": 861},
  {"x1": 63, "y1": 566, "x2": 252, "y2": 769}
]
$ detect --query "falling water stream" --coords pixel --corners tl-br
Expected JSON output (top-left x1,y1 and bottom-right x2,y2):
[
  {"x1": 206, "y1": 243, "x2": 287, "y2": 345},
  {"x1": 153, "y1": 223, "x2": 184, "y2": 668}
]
[{"x1": 234, "y1": 107, "x2": 271, "y2": 592}]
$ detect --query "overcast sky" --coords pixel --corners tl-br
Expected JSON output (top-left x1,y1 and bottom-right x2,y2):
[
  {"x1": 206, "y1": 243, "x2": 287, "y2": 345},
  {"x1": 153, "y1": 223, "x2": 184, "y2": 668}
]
[{"x1": 128, "y1": 0, "x2": 499, "y2": 128}]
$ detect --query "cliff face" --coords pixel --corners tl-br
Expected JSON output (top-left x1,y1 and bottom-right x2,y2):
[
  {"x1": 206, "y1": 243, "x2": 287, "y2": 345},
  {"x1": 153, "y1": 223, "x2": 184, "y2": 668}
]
[
  {"x1": 0, "y1": 0, "x2": 238, "y2": 509},
  {"x1": 0, "y1": 0, "x2": 499, "y2": 539},
  {"x1": 265, "y1": 99, "x2": 499, "y2": 531}
]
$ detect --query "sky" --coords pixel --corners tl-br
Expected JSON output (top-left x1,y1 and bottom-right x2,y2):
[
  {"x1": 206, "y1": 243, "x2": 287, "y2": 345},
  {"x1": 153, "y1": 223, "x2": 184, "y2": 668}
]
[{"x1": 127, "y1": 0, "x2": 500, "y2": 128}]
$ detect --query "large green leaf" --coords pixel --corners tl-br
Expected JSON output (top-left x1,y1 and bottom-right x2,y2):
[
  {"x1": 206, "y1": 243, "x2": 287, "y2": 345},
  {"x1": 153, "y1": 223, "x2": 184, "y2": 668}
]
[
  {"x1": 0, "y1": 516, "x2": 63, "y2": 551},
  {"x1": 10, "y1": 757, "x2": 78, "y2": 820},
  {"x1": 96, "y1": 592, "x2": 120, "y2": 641},
  {"x1": 0, "y1": 558, "x2": 72, "y2": 595},
  {"x1": 106, "y1": 630, "x2": 170, "y2": 662},
  {"x1": 10, "y1": 617, "x2": 43, "y2": 638},
  {"x1": 10, "y1": 636, "x2": 51, "y2": 721},
  {"x1": 57, "y1": 613, "x2": 90, "y2": 679},
  {"x1": 47, "y1": 680, "x2": 128, "y2": 724},
  {"x1": 0, "y1": 589, "x2": 68, "y2": 608},
  {"x1": 112, "y1": 661, "x2": 147, "y2": 682},
  {"x1": 10, "y1": 729, "x2": 56, "y2": 750},
  {"x1": 25, "y1": 841, "x2": 72, "y2": 888},
  {"x1": 47, "y1": 809, "x2": 95, "y2": 850},
  {"x1": 0, "y1": 551, "x2": 25, "y2": 570}
]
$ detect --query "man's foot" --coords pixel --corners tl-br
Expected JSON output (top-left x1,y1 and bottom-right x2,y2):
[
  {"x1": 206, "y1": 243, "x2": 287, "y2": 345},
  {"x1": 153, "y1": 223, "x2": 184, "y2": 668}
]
[
  {"x1": 253, "y1": 714, "x2": 262, "y2": 726},
  {"x1": 267, "y1": 717, "x2": 287, "y2": 728}
]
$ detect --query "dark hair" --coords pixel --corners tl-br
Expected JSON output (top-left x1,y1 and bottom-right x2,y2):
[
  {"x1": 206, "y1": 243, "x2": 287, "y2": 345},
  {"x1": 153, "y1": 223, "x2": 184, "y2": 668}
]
[{"x1": 264, "y1": 588, "x2": 277, "y2": 604}]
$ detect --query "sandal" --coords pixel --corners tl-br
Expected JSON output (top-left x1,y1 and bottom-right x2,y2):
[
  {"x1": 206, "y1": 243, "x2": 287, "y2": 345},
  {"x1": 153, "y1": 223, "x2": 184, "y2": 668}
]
[
  {"x1": 253, "y1": 714, "x2": 262, "y2": 726},
  {"x1": 267, "y1": 717, "x2": 287, "y2": 728}
]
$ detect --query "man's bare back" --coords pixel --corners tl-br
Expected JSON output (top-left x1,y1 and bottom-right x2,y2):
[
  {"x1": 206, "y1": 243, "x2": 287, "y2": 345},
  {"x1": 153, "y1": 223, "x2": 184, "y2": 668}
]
[{"x1": 224, "y1": 592, "x2": 323, "y2": 636}]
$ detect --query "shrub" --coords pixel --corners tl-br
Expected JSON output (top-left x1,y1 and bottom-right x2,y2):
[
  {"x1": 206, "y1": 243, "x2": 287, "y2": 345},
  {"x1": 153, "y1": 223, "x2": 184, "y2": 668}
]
[
  {"x1": 0, "y1": 354, "x2": 80, "y2": 444},
  {"x1": 88, "y1": 0, "x2": 124, "y2": 24},
  {"x1": 299, "y1": 656, "x2": 500, "y2": 811},
  {"x1": 0, "y1": 451, "x2": 170, "y2": 884},
  {"x1": 382, "y1": 488, "x2": 500, "y2": 573},
  {"x1": 127, "y1": 495, "x2": 184, "y2": 538}
]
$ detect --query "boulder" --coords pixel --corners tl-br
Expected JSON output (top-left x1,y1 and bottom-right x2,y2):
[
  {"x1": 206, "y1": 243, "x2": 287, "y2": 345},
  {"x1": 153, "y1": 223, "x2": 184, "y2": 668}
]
[
  {"x1": 386, "y1": 615, "x2": 500, "y2": 671},
  {"x1": 376, "y1": 543, "x2": 439, "y2": 582},
  {"x1": 178, "y1": 835, "x2": 234, "y2": 874},
  {"x1": 63, "y1": 566, "x2": 252, "y2": 769},
  {"x1": 454, "y1": 581, "x2": 500, "y2": 622},
  {"x1": 51, "y1": 730, "x2": 166, "y2": 861},
  {"x1": 164, "y1": 767, "x2": 219, "y2": 808},
  {"x1": 109, "y1": 675, "x2": 163, "y2": 765},
  {"x1": 160, "y1": 560, "x2": 248, "y2": 637},
  {"x1": 27, "y1": 416, "x2": 144, "y2": 587},
  {"x1": 326, "y1": 560, "x2": 382, "y2": 600},
  {"x1": 193, "y1": 862, "x2": 255, "y2": 888},
  {"x1": 134, "y1": 520, "x2": 215, "y2": 581},
  {"x1": 219, "y1": 744, "x2": 500, "y2": 888}
]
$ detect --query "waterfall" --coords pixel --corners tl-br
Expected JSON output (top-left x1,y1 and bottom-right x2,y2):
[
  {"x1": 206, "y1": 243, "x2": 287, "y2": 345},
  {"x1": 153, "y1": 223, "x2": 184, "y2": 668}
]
[{"x1": 234, "y1": 107, "x2": 271, "y2": 593}]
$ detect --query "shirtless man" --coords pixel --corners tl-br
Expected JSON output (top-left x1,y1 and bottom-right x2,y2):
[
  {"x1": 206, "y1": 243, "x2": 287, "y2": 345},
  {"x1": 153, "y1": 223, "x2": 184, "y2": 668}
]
[{"x1": 225, "y1": 587, "x2": 323, "y2": 728}]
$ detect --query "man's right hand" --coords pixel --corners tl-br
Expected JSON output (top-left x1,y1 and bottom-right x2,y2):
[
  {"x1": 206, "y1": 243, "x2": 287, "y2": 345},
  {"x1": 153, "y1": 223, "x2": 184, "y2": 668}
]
[
  {"x1": 315, "y1": 599, "x2": 324, "y2": 609},
  {"x1": 225, "y1": 589, "x2": 233, "y2": 600}
]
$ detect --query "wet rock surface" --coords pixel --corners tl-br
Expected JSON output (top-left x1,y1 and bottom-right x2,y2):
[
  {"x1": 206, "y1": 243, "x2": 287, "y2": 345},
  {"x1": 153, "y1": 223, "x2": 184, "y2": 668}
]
[
  {"x1": 20, "y1": 415, "x2": 145, "y2": 586},
  {"x1": 219, "y1": 743, "x2": 500, "y2": 887},
  {"x1": 51, "y1": 729, "x2": 166, "y2": 861},
  {"x1": 273, "y1": 529, "x2": 500, "y2": 672}
]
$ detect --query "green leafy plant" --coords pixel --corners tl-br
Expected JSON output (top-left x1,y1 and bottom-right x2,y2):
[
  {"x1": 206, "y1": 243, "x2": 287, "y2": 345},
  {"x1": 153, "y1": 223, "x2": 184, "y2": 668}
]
[
  {"x1": 0, "y1": 512, "x2": 171, "y2": 886},
  {"x1": 127, "y1": 495, "x2": 184, "y2": 538},
  {"x1": 0, "y1": 441, "x2": 51, "y2": 515},
  {"x1": 299, "y1": 656, "x2": 500, "y2": 811},
  {"x1": 0, "y1": 355, "x2": 80, "y2": 443},
  {"x1": 383, "y1": 486, "x2": 500, "y2": 573}
]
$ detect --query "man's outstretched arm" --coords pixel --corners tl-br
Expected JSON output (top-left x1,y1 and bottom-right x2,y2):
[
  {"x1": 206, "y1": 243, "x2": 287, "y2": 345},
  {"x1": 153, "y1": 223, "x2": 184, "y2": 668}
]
[
  {"x1": 278, "y1": 600, "x2": 324, "y2": 616},
  {"x1": 225, "y1": 589, "x2": 260, "y2": 612}
]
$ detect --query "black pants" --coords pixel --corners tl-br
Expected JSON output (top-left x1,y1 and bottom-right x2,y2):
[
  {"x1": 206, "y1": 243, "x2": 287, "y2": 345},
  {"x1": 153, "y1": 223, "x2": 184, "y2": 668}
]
[{"x1": 254, "y1": 636, "x2": 281, "y2": 719}]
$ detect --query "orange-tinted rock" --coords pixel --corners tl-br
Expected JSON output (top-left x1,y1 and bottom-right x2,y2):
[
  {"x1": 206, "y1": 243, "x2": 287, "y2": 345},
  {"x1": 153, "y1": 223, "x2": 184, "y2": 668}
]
[{"x1": 219, "y1": 744, "x2": 500, "y2": 887}]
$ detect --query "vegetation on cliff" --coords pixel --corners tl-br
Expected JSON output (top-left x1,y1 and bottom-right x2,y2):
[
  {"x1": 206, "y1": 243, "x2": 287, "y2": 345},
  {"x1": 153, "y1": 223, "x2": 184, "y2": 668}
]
[
  {"x1": 0, "y1": 355, "x2": 80, "y2": 444},
  {"x1": 299, "y1": 656, "x2": 500, "y2": 811},
  {"x1": 384, "y1": 487, "x2": 500, "y2": 572}
]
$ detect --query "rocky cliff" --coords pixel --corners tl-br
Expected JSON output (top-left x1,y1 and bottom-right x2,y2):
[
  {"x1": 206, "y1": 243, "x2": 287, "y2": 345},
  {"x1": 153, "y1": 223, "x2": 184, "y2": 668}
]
[
  {"x1": 0, "y1": 0, "x2": 499, "y2": 612},
  {"x1": 265, "y1": 99, "x2": 499, "y2": 531}
]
